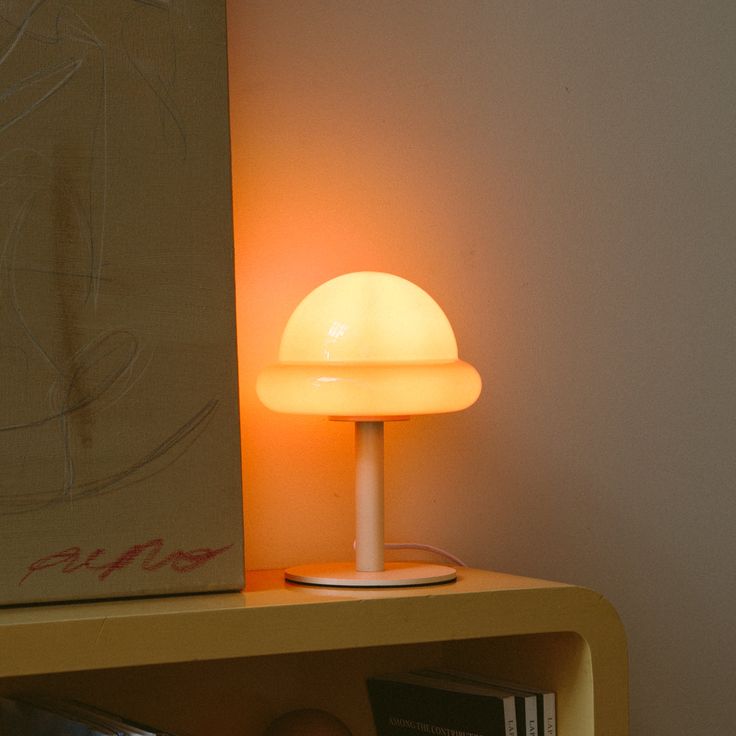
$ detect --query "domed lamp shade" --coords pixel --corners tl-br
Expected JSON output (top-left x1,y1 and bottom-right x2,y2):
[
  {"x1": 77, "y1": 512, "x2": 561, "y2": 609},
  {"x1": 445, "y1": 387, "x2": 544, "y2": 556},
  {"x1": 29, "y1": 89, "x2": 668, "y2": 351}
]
[{"x1": 257, "y1": 271, "x2": 482, "y2": 586}]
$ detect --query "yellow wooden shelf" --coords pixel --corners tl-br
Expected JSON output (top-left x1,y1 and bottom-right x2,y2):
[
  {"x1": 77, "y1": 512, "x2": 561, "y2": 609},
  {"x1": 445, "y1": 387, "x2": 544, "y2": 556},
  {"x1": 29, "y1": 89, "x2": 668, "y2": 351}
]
[{"x1": 0, "y1": 568, "x2": 628, "y2": 736}]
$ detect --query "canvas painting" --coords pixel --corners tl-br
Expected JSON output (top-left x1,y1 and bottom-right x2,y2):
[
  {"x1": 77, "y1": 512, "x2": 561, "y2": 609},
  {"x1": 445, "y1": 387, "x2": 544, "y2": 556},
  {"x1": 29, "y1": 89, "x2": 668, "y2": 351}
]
[{"x1": 0, "y1": 0, "x2": 243, "y2": 604}]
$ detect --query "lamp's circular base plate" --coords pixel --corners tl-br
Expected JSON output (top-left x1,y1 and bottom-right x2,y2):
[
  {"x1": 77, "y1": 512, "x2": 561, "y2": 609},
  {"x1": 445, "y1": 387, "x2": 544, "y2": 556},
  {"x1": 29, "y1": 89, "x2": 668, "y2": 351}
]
[{"x1": 284, "y1": 561, "x2": 456, "y2": 588}]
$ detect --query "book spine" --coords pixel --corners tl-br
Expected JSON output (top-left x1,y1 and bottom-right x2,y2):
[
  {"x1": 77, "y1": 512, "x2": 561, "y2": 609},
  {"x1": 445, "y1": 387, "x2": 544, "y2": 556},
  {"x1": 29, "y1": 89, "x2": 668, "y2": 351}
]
[
  {"x1": 523, "y1": 695, "x2": 538, "y2": 736},
  {"x1": 503, "y1": 697, "x2": 517, "y2": 736},
  {"x1": 542, "y1": 693, "x2": 556, "y2": 736}
]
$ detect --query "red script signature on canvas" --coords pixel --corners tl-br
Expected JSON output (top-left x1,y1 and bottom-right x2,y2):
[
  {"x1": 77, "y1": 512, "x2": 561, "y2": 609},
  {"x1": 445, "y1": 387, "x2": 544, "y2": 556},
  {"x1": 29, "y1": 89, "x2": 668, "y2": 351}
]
[{"x1": 19, "y1": 538, "x2": 233, "y2": 585}]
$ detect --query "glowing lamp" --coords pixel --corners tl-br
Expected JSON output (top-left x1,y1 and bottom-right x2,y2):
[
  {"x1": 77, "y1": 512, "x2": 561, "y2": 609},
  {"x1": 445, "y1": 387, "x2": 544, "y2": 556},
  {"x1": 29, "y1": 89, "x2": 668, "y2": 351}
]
[{"x1": 257, "y1": 271, "x2": 481, "y2": 586}]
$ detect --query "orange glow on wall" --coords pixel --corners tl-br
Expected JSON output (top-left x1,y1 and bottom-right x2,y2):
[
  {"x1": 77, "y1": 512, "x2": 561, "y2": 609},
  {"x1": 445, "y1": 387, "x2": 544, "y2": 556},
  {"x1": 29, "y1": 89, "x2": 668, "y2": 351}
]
[{"x1": 225, "y1": 2, "x2": 499, "y2": 572}]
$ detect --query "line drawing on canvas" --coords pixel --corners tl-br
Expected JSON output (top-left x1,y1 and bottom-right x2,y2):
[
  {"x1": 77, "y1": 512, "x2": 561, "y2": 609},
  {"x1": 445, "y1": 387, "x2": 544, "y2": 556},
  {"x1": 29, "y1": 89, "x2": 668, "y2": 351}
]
[{"x1": 0, "y1": 0, "x2": 214, "y2": 517}]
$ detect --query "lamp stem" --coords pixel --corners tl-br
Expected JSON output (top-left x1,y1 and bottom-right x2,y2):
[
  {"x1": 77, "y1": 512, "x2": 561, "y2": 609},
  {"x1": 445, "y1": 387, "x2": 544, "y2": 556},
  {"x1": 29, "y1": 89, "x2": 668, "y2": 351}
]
[{"x1": 355, "y1": 421, "x2": 384, "y2": 572}]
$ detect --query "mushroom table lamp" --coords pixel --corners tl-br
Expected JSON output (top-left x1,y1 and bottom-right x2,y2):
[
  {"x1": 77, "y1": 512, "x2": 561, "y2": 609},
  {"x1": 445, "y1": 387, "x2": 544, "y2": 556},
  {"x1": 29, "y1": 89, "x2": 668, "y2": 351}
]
[{"x1": 256, "y1": 271, "x2": 482, "y2": 587}]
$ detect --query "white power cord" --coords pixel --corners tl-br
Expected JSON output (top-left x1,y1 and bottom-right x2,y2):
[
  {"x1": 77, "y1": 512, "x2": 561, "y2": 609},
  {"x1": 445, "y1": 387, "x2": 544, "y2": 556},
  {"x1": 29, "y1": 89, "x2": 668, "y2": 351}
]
[{"x1": 354, "y1": 540, "x2": 467, "y2": 567}]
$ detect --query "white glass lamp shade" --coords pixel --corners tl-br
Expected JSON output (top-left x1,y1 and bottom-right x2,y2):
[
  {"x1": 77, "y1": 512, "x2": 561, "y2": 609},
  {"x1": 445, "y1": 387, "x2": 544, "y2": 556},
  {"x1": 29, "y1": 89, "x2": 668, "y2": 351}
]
[{"x1": 256, "y1": 272, "x2": 482, "y2": 418}]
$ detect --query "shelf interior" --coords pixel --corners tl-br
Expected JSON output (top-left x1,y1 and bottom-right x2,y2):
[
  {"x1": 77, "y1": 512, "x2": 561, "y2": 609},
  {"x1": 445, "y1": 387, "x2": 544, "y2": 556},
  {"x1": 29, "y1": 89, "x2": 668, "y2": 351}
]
[{"x1": 0, "y1": 633, "x2": 589, "y2": 736}]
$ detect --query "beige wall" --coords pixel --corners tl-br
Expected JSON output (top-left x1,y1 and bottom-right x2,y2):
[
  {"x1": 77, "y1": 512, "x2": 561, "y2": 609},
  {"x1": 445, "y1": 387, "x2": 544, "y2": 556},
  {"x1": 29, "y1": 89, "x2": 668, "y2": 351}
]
[{"x1": 228, "y1": 2, "x2": 736, "y2": 733}]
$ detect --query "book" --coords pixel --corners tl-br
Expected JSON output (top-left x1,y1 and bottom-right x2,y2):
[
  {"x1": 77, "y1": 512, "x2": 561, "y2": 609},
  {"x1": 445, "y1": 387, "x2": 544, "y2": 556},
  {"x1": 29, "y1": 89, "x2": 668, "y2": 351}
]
[
  {"x1": 418, "y1": 669, "x2": 556, "y2": 736},
  {"x1": 416, "y1": 670, "x2": 535, "y2": 736},
  {"x1": 0, "y1": 697, "x2": 175, "y2": 736},
  {"x1": 366, "y1": 671, "x2": 519, "y2": 736},
  {"x1": 0, "y1": 698, "x2": 116, "y2": 736}
]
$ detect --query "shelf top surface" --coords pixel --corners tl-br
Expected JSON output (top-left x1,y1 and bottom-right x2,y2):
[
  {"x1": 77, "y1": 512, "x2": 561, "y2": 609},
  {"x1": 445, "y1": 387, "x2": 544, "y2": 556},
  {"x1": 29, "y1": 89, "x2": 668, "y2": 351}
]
[
  {"x1": 0, "y1": 567, "x2": 567, "y2": 627},
  {"x1": 0, "y1": 568, "x2": 613, "y2": 680}
]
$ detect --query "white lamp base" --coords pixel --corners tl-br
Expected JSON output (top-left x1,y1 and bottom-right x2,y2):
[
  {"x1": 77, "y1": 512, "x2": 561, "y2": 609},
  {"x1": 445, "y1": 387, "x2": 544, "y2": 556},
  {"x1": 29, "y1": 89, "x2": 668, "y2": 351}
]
[{"x1": 284, "y1": 561, "x2": 456, "y2": 587}]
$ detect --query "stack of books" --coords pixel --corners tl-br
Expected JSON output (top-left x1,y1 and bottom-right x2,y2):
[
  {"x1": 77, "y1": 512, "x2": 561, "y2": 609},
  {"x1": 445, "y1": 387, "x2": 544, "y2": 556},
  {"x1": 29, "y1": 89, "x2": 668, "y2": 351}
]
[
  {"x1": 0, "y1": 696, "x2": 175, "y2": 736},
  {"x1": 367, "y1": 668, "x2": 556, "y2": 736}
]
